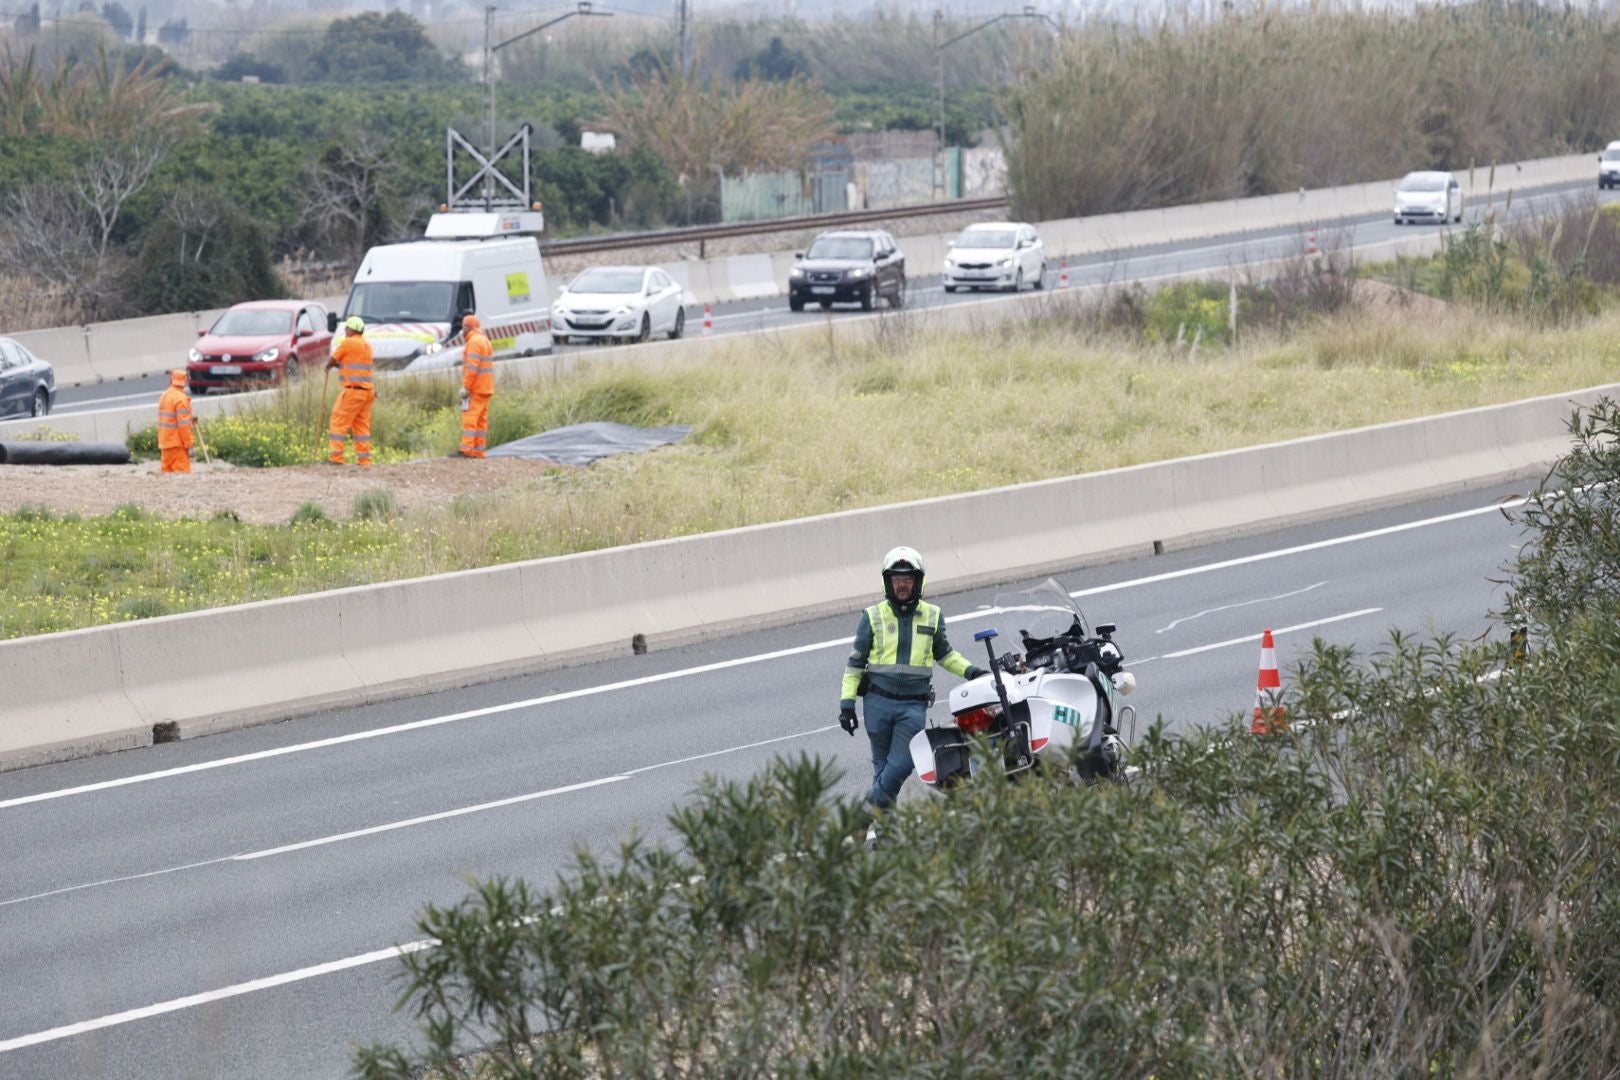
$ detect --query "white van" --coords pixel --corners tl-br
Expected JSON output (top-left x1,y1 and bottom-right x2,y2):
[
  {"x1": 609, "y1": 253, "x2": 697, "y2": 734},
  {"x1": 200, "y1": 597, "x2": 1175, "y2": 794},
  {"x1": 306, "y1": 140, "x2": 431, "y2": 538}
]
[
  {"x1": 1600, "y1": 141, "x2": 1620, "y2": 190},
  {"x1": 333, "y1": 211, "x2": 552, "y2": 371}
]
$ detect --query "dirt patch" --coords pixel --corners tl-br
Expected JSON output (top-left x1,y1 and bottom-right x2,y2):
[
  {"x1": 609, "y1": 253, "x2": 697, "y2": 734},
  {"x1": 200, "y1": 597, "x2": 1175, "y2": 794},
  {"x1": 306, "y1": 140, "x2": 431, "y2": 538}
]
[{"x1": 0, "y1": 456, "x2": 566, "y2": 525}]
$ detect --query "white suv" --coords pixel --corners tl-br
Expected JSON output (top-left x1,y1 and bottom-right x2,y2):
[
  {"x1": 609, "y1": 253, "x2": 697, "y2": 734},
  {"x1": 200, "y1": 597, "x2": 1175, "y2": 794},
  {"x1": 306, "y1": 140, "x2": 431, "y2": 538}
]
[{"x1": 943, "y1": 222, "x2": 1046, "y2": 293}]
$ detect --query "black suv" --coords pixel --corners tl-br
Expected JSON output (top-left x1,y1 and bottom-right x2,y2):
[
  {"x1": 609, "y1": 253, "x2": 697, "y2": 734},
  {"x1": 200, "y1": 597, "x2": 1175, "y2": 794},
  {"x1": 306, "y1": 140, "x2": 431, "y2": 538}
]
[{"x1": 788, "y1": 229, "x2": 906, "y2": 312}]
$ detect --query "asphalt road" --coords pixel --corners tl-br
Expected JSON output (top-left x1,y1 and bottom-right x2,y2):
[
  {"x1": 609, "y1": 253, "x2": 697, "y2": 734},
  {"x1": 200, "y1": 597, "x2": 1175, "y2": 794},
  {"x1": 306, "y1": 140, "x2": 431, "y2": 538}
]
[
  {"x1": 0, "y1": 478, "x2": 1541, "y2": 1078},
  {"x1": 47, "y1": 177, "x2": 1610, "y2": 418}
]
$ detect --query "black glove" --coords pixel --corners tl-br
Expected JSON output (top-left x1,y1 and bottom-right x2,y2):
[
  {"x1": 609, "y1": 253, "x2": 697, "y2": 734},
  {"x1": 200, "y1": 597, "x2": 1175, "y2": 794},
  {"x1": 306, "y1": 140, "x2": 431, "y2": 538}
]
[
  {"x1": 964, "y1": 665, "x2": 987, "y2": 681},
  {"x1": 838, "y1": 707, "x2": 859, "y2": 736}
]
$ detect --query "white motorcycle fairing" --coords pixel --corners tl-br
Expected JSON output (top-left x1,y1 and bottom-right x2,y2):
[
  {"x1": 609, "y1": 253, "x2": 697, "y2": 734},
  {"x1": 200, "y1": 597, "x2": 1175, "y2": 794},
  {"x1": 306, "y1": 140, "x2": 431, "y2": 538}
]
[{"x1": 910, "y1": 670, "x2": 1111, "y2": 787}]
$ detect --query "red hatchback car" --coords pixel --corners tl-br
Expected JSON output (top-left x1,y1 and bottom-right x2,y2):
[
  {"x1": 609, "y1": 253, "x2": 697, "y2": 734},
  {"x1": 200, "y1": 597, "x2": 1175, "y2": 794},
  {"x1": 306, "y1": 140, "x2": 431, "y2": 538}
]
[{"x1": 187, "y1": 300, "x2": 334, "y2": 394}]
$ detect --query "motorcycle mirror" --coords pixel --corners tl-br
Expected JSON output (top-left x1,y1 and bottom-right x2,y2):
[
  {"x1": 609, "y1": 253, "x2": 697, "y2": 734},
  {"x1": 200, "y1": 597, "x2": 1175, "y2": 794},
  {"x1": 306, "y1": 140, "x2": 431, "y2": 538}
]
[
  {"x1": 1111, "y1": 671, "x2": 1136, "y2": 696},
  {"x1": 1095, "y1": 623, "x2": 1117, "y2": 638}
]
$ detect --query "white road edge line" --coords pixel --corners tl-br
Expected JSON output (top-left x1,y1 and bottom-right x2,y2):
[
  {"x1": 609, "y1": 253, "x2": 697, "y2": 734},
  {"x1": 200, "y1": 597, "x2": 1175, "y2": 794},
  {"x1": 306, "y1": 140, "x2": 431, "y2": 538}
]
[
  {"x1": 1158, "y1": 609, "x2": 1382, "y2": 659},
  {"x1": 0, "y1": 494, "x2": 1528, "y2": 811},
  {"x1": 0, "y1": 727, "x2": 838, "y2": 908},
  {"x1": 0, "y1": 940, "x2": 438, "y2": 1055}
]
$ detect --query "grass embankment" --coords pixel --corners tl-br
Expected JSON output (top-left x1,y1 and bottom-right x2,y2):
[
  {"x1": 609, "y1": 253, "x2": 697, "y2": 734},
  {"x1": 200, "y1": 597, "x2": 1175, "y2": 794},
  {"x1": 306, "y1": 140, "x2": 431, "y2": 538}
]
[{"x1": 4, "y1": 299, "x2": 1619, "y2": 639}]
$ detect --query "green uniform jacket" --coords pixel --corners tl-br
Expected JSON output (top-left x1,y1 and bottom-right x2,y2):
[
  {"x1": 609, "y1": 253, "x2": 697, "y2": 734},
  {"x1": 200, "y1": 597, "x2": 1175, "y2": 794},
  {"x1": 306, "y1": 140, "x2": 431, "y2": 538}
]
[{"x1": 840, "y1": 599, "x2": 975, "y2": 709}]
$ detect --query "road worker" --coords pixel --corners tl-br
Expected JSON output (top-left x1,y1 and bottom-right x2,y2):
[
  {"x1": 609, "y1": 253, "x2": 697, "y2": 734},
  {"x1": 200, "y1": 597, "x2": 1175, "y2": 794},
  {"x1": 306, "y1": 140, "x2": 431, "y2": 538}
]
[
  {"x1": 325, "y1": 315, "x2": 374, "y2": 468},
  {"x1": 156, "y1": 369, "x2": 194, "y2": 473},
  {"x1": 457, "y1": 313, "x2": 494, "y2": 458},
  {"x1": 839, "y1": 546, "x2": 985, "y2": 811}
]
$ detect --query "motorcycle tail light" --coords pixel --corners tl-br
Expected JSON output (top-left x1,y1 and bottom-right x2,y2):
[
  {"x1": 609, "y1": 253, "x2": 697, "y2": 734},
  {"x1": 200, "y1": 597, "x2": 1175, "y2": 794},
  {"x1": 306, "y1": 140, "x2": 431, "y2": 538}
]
[{"x1": 956, "y1": 704, "x2": 1002, "y2": 735}]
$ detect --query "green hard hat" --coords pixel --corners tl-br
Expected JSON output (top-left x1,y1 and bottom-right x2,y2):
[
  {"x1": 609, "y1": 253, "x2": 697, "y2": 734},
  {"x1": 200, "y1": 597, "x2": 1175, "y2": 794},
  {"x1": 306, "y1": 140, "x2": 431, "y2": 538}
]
[{"x1": 344, "y1": 315, "x2": 365, "y2": 332}]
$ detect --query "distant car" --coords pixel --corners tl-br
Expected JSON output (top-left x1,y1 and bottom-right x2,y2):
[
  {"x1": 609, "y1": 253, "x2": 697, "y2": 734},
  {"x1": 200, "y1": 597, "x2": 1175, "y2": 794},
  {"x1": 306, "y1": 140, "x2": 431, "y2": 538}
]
[
  {"x1": 788, "y1": 230, "x2": 906, "y2": 311},
  {"x1": 187, "y1": 300, "x2": 333, "y2": 394},
  {"x1": 1394, "y1": 171, "x2": 1463, "y2": 225},
  {"x1": 1599, "y1": 142, "x2": 1620, "y2": 189},
  {"x1": 0, "y1": 337, "x2": 56, "y2": 418},
  {"x1": 943, "y1": 222, "x2": 1046, "y2": 293},
  {"x1": 551, "y1": 266, "x2": 686, "y2": 344}
]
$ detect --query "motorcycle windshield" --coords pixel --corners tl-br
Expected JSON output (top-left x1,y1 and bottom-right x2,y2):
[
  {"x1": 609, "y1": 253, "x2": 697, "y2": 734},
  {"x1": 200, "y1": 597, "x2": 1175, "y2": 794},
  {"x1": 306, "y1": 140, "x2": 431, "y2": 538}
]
[{"x1": 989, "y1": 578, "x2": 1087, "y2": 640}]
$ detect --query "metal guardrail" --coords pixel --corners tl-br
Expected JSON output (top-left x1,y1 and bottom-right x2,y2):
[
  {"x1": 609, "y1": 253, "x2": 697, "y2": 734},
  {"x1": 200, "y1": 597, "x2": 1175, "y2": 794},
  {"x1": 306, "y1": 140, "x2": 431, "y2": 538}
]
[{"x1": 540, "y1": 195, "x2": 1011, "y2": 258}]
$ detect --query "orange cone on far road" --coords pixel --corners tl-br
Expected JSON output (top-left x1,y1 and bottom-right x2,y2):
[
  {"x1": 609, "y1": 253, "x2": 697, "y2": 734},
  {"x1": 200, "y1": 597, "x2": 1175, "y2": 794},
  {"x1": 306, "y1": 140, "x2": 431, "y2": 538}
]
[
  {"x1": 1058, "y1": 261, "x2": 1070, "y2": 290},
  {"x1": 701, "y1": 304, "x2": 714, "y2": 336},
  {"x1": 1251, "y1": 629, "x2": 1287, "y2": 735}
]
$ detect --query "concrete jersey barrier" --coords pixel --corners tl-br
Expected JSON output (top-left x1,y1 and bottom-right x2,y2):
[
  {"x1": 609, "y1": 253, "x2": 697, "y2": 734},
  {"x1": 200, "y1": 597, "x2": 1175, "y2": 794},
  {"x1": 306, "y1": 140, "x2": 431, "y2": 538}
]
[
  {"x1": 1, "y1": 382, "x2": 1608, "y2": 771},
  {"x1": 18, "y1": 153, "x2": 1597, "y2": 392}
]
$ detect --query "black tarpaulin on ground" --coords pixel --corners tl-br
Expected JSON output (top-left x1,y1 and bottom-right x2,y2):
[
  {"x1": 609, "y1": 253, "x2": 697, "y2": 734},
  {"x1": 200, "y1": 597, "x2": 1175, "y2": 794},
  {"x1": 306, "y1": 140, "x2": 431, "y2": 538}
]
[
  {"x1": 0, "y1": 441, "x2": 132, "y2": 465},
  {"x1": 486, "y1": 422, "x2": 694, "y2": 466}
]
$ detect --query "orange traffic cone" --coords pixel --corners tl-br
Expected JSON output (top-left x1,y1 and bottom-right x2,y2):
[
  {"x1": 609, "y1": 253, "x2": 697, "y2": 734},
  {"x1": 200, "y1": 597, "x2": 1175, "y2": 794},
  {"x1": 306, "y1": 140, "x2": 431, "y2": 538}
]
[
  {"x1": 701, "y1": 304, "x2": 714, "y2": 336},
  {"x1": 1305, "y1": 226, "x2": 1319, "y2": 257},
  {"x1": 1057, "y1": 260, "x2": 1070, "y2": 290},
  {"x1": 1251, "y1": 629, "x2": 1287, "y2": 735}
]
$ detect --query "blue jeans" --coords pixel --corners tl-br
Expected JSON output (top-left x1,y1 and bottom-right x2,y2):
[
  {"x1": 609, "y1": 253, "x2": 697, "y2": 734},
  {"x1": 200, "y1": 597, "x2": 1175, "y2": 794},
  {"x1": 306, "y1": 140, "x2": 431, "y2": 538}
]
[{"x1": 863, "y1": 694, "x2": 927, "y2": 809}]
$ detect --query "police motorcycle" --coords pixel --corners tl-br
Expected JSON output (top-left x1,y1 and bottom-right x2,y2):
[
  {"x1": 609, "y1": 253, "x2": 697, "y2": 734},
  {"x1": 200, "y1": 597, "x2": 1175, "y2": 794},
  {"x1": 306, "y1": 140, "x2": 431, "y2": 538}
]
[{"x1": 908, "y1": 579, "x2": 1137, "y2": 790}]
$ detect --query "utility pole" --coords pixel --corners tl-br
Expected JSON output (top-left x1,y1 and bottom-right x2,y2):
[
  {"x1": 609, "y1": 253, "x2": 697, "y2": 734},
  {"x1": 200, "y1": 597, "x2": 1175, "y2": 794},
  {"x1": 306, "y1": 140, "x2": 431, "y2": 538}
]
[
  {"x1": 933, "y1": 6, "x2": 1061, "y2": 200},
  {"x1": 483, "y1": 4, "x2": 496, "y2": 207},
  {"x1": 933, "y1": 10, "x2": 945, "y2": 199},
  {"x1": 479, "y1": 2, "x2": 611, "y2": 209}
]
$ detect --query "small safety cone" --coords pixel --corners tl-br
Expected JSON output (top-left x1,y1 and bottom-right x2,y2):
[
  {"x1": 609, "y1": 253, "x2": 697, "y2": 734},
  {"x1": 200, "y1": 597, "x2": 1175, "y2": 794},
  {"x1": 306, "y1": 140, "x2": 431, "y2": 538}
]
[
  {"x1": 701, "y1": 304, "x2": 713, "y2": 336},
  {"x1": 1251, "y1": 629, "x2": 1287, "y2": 735},
  {"x1": 1057, "y1": 260, "x2": 1070, "y2": 290},
  {"x1": 1305, "y1": 226, "x2": 1319, "y2": 258}
]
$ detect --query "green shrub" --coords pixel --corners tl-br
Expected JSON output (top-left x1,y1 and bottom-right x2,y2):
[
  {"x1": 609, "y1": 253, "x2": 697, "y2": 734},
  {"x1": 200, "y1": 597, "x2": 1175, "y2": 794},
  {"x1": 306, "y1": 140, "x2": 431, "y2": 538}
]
[
  {"x1": 352, "y1": 488, "x2": 398, "y2": 522},
  {"x1": 288, "y1": 501, "x2": 330, "y2": 527},
  {"x1": 1143, "y1": 280, "x2": 1231, "y2": 347}
]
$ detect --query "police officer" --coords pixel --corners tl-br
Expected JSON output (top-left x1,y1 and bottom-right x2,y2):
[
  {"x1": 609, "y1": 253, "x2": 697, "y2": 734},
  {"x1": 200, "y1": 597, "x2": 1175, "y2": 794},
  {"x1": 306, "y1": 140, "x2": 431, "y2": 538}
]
[{"x1": 839, "y1": 546, "x2": 985, "y2": 811}]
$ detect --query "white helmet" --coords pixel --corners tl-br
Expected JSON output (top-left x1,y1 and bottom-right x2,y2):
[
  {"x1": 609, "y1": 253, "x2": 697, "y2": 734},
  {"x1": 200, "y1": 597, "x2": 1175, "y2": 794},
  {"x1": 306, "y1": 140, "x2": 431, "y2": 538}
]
[{"x1": 881, "y1": 546, "x2": 925, "y2": 611}]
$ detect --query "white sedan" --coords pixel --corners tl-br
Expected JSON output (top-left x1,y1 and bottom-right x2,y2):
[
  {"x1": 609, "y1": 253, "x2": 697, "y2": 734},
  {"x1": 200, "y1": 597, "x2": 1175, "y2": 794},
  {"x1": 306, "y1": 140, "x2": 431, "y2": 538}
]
[
  {"x1": 943, "y1": 222, "x2": 1046, "y2": 293},
  {"x1": 551, "y1": 266, "x2": 687, "y2": 344}
]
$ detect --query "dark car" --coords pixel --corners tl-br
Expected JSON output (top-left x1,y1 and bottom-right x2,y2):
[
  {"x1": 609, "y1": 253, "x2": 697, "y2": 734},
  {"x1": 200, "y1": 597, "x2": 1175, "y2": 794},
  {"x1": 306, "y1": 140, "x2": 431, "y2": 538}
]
[
  {"x1": 788, "y1": 229, "x2": 907, "y2": 312},
  {"x1": 187, "y1": 300, "x2": 333, "y2": 394},
  {"x1": 0, "y1": 336, "x2": 56, "y2": 418}
]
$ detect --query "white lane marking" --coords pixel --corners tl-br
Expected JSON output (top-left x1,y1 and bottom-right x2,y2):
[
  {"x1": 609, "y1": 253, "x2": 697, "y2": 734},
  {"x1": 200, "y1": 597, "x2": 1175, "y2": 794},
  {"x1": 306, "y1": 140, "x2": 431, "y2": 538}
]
[
  {"x1": 0, "y1": 939, "x2": 438, "y2": 1055},
  {"x1": 1155, "y1": 581, "x2": 1326, "y2": 634},
  {"x1": 0, "y1": 726, "x2": 835, "y2": 906},
  {"x1": 230, "y1": 775, "x2": 628, "y2": 861},
  {"x1": 1153, "y1": 608, "x2": 1382, "y2": 660},
  {"x1": 1, "y1": 495, "x2": 1525, "y2": 811},
  {"x1": 0, "y1": 856, "x2": 241, "y2": 909},
  {"x1": 621, "y1": 725, "x2": 839, "y2": 776},
  {"x1": 1070, "y1": 497, "x2": 1527, "y2": 603},
  {"x1": 52, "y1": 388, "x2": 164, "y2": 409}
]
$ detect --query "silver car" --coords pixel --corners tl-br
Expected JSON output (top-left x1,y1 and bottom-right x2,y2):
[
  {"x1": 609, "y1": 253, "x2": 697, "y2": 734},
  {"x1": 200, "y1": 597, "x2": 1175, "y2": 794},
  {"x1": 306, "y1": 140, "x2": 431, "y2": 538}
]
[
  {"x1": 0, "y1": 337, "x2": 56, "y2": 418},
  {"x1": 1394, "y1": 171, "x2": 1463, "y2": 225}
]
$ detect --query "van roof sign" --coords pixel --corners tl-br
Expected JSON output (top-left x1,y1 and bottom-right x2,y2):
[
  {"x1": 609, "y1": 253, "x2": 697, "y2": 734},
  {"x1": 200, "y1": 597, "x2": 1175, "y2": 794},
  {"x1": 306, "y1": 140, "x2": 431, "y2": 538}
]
[{"x1": 425, "y1": 211, "x2": 544, "y2": 240}]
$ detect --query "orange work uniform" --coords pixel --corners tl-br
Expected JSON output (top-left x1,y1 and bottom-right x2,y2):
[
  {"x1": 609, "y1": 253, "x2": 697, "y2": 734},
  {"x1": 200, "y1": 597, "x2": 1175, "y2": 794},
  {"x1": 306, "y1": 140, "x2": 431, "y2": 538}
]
[
  {"x1": 157, "y1": 372, "x2": 194, "y2": 473},
  {"x1": 326, "y1": 333, "x2": 375, "y2": 467},
  {"x1": 459, "y1": 320, "x2": 494, "y2": 458}
]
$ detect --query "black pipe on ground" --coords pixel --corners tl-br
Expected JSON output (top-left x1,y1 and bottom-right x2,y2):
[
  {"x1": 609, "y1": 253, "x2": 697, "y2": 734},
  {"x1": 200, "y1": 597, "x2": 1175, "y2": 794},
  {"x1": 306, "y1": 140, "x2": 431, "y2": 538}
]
[{"x1": 0, "y1": 441, "x2": 133, "y2": 465}]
